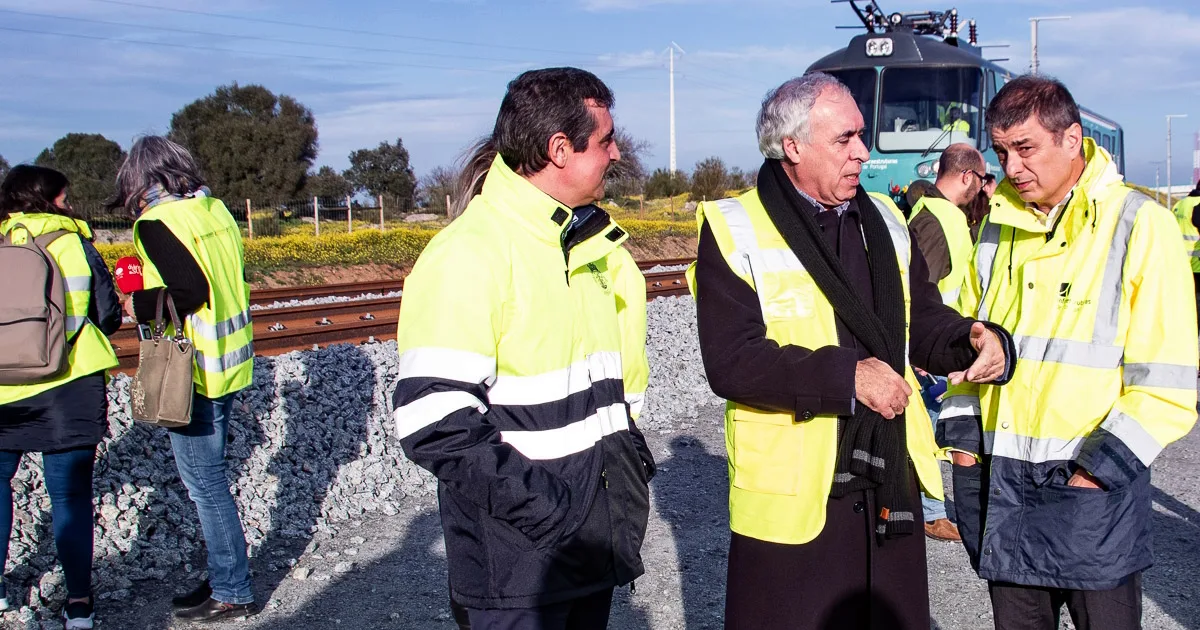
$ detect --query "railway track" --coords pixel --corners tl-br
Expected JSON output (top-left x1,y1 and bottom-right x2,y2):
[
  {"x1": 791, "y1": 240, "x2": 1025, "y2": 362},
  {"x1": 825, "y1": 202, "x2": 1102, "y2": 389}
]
[{"x1": 112, "y1": 259, "x2": 692, "y2": 372}]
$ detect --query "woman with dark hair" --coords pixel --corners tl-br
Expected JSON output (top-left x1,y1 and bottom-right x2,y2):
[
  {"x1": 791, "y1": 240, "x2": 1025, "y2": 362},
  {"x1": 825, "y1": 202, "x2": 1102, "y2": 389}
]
[
  {"x1": 110, "y1": 136, "x2": 256, "y2": 622},
  {"x1": 0, "y1": 165, "x2": 121, "y2": 630}
]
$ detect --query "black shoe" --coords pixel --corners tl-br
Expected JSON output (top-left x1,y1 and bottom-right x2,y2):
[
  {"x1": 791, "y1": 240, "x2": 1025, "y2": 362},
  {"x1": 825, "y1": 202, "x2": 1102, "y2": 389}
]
[
  {"x1": 174, "y1": 598, "x2": 255, "y2": 622},
  {"x1": 171, "y1": 581, "x2": 212, "y2": 610}
]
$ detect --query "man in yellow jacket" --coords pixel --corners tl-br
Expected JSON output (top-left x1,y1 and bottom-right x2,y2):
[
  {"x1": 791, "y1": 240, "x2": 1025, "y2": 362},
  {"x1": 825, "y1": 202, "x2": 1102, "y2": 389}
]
[
  {"x1": 391, "y1": 68, "x2": 652, "y2": 629},
  {"x1": 693, "y1": 72, "x2": 1015, "y2": 630},
  {"x1": 939, "y1": 75, "x2": 1198, "y2": 630},
  {"x1": 1171, "y1": 182, "x2": 1200, "y2": 327}
]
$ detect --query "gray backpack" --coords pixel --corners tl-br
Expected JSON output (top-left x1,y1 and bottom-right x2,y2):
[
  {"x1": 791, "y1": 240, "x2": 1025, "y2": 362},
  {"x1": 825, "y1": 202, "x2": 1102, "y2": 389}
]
[{"x1": 0, "y1": 225, "x2": 74, "y2": 385}]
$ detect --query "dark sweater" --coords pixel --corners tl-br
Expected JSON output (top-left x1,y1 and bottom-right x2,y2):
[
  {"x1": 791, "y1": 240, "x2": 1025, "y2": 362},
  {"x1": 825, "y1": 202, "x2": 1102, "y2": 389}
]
[
  {"x1": 695, "y1": 193, "x2": 994, "y2": 420},
  {"x1": 132, "y1": 220, "x2": 209, "y2": 323}
]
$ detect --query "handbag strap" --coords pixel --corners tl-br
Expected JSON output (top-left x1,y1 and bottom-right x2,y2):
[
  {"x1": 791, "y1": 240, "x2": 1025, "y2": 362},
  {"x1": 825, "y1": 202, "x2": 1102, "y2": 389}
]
[{"x1": 153, "y1": 291, "x2": 186, "y2": 339}]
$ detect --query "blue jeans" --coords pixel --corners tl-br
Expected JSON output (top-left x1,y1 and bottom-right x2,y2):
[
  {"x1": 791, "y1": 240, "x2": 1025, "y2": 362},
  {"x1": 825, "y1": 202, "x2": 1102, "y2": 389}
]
[
  {"x1": 169, "y1": 392, "x2": 253, "y2": 605},
  {"x1": 0, "y1": 446, "x2": 96, "y2": 598},
  {"x1": 919, "y1": 376, "x2": 948, "y2": 522}
]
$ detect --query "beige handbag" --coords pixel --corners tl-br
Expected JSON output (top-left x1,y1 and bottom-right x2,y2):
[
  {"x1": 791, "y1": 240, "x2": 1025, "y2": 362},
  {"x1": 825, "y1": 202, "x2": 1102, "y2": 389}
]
[{"x1": 130, "y1": 292, "x2": 195, "y2": 428}]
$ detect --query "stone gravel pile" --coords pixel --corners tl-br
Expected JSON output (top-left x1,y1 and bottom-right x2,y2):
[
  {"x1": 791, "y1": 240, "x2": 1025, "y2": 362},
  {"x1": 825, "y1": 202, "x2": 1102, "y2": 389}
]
[
  {"x1": 250, "y1": 290, "x2": 403, "y2": 312},
  {"x1": 4, "y1": 296, "x2": 712, "y2": 620}
]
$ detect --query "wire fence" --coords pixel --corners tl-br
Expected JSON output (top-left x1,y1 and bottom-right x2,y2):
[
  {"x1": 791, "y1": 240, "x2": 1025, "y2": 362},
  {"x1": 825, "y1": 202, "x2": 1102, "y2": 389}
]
[{"x1": 75, "y1": 195, "x2": 448, "y2": 242}]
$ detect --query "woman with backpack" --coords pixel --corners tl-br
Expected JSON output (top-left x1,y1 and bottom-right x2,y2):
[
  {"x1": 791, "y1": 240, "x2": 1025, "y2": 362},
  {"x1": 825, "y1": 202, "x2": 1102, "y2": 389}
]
[
  {"x1": 110, "y1": 137, "x2": 256, "y2": 623},
  {"x1": 0, "y1": 165, "x2": 122, "y2": 630}
]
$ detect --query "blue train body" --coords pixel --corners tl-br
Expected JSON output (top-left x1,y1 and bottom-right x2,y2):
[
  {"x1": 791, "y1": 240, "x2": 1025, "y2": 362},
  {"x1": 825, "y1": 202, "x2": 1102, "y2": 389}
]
[{"x1": 807, "y1": 3, "x2": 1123, "y2": 206}]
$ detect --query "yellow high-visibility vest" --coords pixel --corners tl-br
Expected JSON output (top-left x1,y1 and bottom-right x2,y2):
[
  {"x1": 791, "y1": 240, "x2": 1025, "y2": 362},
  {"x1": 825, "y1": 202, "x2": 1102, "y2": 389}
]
[
  {"x1": 135, "y1": 195, "x2": 253, "y2": 398},
  {"x1": 692, "y1": 189, "x2": 942, "y2": 545},
  {"x1": 1171, "y1": 195, "x2": 1200, "y2": 273},
  {"x1": 910, "y1": 195, "x2": 974, "y2": 306}
]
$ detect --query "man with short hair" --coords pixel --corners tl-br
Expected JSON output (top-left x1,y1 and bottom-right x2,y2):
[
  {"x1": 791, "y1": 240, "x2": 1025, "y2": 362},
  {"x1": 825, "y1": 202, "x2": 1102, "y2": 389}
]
[
  {"x1": 940, "y1": 75, "x2": 1198, "y2": 630},
  {"x1": 392, "y1": 67, "x2": 653, "y2": 630},
  {"x1": 692, "y1": 72, "x2": 1015, "y2": 629},
  {"x1": 907, "y1": 143, "x2": 988, "y2": 543}
]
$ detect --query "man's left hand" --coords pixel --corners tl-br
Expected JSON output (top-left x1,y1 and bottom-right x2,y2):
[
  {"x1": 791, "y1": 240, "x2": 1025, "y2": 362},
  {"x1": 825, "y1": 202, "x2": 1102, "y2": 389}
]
[
  {"x1": 122, "y1": 295, "x2": 135, "y2": 319},
  {"x1": 1067, "y1": 469, "x2": 1103, "y2": 490},
  {"x1": 948, "y1": 322, "x2": 1006, "y2": 385}
]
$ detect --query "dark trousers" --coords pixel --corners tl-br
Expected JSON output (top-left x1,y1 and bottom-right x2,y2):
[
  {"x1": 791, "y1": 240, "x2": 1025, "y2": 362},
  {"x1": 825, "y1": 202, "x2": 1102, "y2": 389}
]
[
  {"x1": 988, "y1": 573, "x2": 1142, "y2": 630},
  {"x1": 724, "y1": 483, "x2": 929, "y2": 630},
  {"x1": 465, "y1": 587, "x2": 614, "y2": 630},
  {"x1": 0, "y1": 446, "x2": 97, "y2": 598}
]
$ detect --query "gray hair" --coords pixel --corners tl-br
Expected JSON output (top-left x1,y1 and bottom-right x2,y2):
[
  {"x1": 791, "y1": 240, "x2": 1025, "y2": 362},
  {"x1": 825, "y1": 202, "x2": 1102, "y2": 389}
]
[
  {"x1": 107, "y1": 135, "x2": 206, "y2": 216},
  {"x1": 756, "y1": 72, "x2": 853, "y2": 159}
]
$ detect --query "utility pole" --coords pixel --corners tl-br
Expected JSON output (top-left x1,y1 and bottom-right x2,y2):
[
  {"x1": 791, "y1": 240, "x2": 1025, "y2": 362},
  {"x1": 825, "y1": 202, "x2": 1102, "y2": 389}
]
[
  {"x1": 1029, "y1": 16, "x2": 1069, "y2": 75},
  {"x1": 1150, "y1": 161, "x2": 1164, "y2": 204},
  {"x1": 668, "y1": 42, "x2": 685, "y2": 173},
  {"x1": 1167, "y1": 114, "x2": 1187, "y2": 207}
]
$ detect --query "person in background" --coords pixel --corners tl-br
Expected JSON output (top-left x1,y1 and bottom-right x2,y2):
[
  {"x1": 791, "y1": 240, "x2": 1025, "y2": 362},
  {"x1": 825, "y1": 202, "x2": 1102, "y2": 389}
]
[
  {"x1": 392, "y1": 67, "x2": 652, "y2": 630},
  {"x1": 940, "y1": 75, "x2": 1197, "y2": 630},
  {"x1": 1171, "y1": 180, "x2": 1200, "y2": 327},
  {"x1": 906, "y1": 142, "x2": 989, "y2": 543},
  {"x1": 964, "y1": 172, "x2": 998, "y2": 241},
  {"x1": 0, "y1": 165, "x2": 122, "y2": 629},
  {"x1": 109, "y1": 137, "x2": 256, "y2": 623}
]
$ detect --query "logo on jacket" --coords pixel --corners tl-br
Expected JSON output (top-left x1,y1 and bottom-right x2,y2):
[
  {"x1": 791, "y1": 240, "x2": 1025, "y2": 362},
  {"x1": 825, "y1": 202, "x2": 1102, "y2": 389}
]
[{"x1": 1058, "y1": 282, "x2": 1071, "y2": 299}]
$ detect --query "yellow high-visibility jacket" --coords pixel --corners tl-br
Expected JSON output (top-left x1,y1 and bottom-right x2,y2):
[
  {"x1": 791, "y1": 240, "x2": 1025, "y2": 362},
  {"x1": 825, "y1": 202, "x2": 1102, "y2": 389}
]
[
  {"x1": 1171, "y1": 194, "x2": 1200, "y2": 273},
  {"x1": 391, "y1": 154, "x2": 651, "y2": 609},
  {"x1": 940, "y1": 138, "x2": 1198, "y2": 590},
  {"x1": 909, "y1": 195, "x2": 974, "y2": 306}
]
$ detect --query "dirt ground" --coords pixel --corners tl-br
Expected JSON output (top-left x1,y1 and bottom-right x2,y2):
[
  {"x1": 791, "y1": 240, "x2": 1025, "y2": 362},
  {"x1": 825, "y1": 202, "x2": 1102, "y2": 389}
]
[{"x1": 246, "y1": 237, "x2": 697, "y2": 290}]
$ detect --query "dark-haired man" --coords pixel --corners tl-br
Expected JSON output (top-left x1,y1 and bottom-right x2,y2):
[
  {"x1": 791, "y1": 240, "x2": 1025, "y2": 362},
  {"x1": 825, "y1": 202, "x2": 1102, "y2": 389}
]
[
  {"x1": 939, "y1": 75, "x2": 1198, "y2": 630},
  {"x1": 391, "y1": 68, "x2": 653, "y2": 630}
]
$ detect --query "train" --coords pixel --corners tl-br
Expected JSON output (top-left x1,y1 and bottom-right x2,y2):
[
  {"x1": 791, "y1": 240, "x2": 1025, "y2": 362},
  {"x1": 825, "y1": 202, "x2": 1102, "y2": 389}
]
[{"x1": 806, "y1": 1, "x2": 1125, "y2": 204}]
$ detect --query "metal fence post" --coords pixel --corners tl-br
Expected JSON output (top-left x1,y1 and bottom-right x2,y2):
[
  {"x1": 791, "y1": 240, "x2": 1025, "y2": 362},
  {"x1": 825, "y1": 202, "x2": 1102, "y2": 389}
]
[
  {"x1": 245, "y1": 199, "x2": 254, "y2": 239},
  {"x1": 313, "y1": 196, "x2": 319, "y2": 237},
  {"x1": 346, "y1": 195, "x2": 353, "y2": 233},
  {"x1": 445, "y1": 194, "x2": 452, "y2": 218}
]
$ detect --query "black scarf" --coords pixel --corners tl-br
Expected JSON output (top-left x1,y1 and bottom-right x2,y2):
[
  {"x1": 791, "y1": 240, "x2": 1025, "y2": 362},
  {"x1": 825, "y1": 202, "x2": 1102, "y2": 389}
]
[{"x1": 756, "y1": 159, "x2": 914, "y2": 542}]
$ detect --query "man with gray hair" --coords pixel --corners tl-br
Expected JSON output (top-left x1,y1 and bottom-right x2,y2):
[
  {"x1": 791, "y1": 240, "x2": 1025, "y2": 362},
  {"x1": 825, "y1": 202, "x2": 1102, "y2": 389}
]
[{"x1": 691, "y1": 72, "x2": 1015, "y2": 628}]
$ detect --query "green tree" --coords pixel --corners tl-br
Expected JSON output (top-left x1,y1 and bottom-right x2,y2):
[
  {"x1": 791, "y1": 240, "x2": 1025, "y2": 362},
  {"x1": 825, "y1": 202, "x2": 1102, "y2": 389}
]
[
  {"x1": 345, "y1": 138, "x2": 417, "y2": 211},
  {"x1": 644, "y1": 168, "x2": 690, "y2": 200},
  {"x1": 605, "y1": 127, "x2": 652, "y2": 199},
  {"x1": 169, "y1": 83, "x2": 318, "y2": 202},
  {"x1": 0, "y1": 154, "x2": 10, "y2": 181},
  {"x1": 303, "y1": 165, "x2": 353, "y2": 201},
  {"x1": 729, "y1": 167, "x2": 750, "y2": 191},
  {"x1": 418, "y1": 165, "x2": 459, "y2": 215},
  {"x1": 689, "y1": 156, "x2": 731, "y2": 202},
  {"x1": 34, "y1": 133, "x2": 125, "y2": 214}
]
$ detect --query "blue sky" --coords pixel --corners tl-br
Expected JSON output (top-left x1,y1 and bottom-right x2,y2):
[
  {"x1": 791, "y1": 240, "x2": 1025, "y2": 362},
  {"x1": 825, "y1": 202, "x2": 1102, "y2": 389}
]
[{"x1": 1, "y1": 0, "x2": 1197, "y2": 193}]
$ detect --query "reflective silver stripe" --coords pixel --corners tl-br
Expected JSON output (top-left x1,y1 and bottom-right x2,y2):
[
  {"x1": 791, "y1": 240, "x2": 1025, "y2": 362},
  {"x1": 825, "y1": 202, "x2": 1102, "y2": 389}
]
[
  {"x1": 396, "y1": 347, "x2": 496, "y2": 385},
  {"x1": 1092, "y1": 193, "x2": 1143, "y2": 345},
  {"x1": 393, "y1": 391, "x2": 488, "y2": 440},
  {"x1": 940, "y1": 394, "x2": 981, "y2": 418},
  {"x1": 940, "y1": 287, "x2": 962, "y2": 307},
  {"x1": 986, "y1": 431, "x2": 1083, "y2": 463},
  {"x1": 715, "y1": 198, "x2": 759, "y2": 278},
  {"x1": 1015, "y1": 335, "x2": 1124, "y2": 369},
  {"x1": 1123, "y1": 362, "x2": 1197, "y2": 390},
  {"x1": 63, "y1": 276, "x2": 90, "y2": 292},
  {"x1": 974, "y1": 220, "x2": 1002, "y2": 321},
  {"x1": 187, "y1": 309, "x2": 252, "y2": 341},
  {"x1": 194, "y1": 343, "x2": 254, "y2": 373},
  {"x1": 1190, "y1": 250, "x2": 1200, "y2": 258},
  {"x1": 500, "y1": 402, "x2": 629, "y2": 460},
  {"x1": 1183, "y1": 235, "x2": 1200, "y2": 242},
  {"x1": 625, "y1": 392, "x2": 645, "y2": 418},
  {"x1": 65, "y1": 315, "x2": 87, "y2": 333},
  {"x1": 488, "y1": 352, "x2": 622, "y2": 406},
  {"x1": 1098, "y1": 409, "x2": 1162, "y2": 466},
  {"x1": 870, "y1": 196, "x2": 911, "y2": 270}
]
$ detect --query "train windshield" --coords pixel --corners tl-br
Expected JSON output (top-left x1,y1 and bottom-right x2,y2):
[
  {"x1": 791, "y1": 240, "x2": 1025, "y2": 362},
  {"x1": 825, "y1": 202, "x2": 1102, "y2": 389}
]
[
  {"x1": 826, "y1": 69, "x2": 876, "y2": 151},
  {"x1": 877, "y1": 67, "x2": 982, "y2": 153}
]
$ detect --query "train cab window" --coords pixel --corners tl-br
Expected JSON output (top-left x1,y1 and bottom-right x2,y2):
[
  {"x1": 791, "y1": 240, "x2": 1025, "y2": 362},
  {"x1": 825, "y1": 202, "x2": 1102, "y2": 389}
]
[
  {"x1": 878, "y1": 67, "x2": 982, "y2": 152},
  {"x1": 826, "y1": 69, "x2": 877, "y2": 151}
]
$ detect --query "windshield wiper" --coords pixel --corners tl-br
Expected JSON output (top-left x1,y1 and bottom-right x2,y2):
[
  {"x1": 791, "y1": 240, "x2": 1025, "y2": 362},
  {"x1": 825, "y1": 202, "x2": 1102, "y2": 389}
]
[{"x1": 921, "y1": 126, "x2": 953, "y2": 158}]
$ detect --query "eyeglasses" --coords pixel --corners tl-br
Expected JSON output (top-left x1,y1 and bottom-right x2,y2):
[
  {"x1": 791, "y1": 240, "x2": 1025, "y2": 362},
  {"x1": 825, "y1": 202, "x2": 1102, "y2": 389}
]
[{"x1": 963, "y1": 169, "x2": 988, "y2": 182}]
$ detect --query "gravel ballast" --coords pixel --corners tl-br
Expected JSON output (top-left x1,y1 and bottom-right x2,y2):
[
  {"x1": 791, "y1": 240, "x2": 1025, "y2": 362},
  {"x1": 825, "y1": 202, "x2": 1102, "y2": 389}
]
[{"x1": 3, "y1": 296, "x2": 1198, "y2": 629}]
